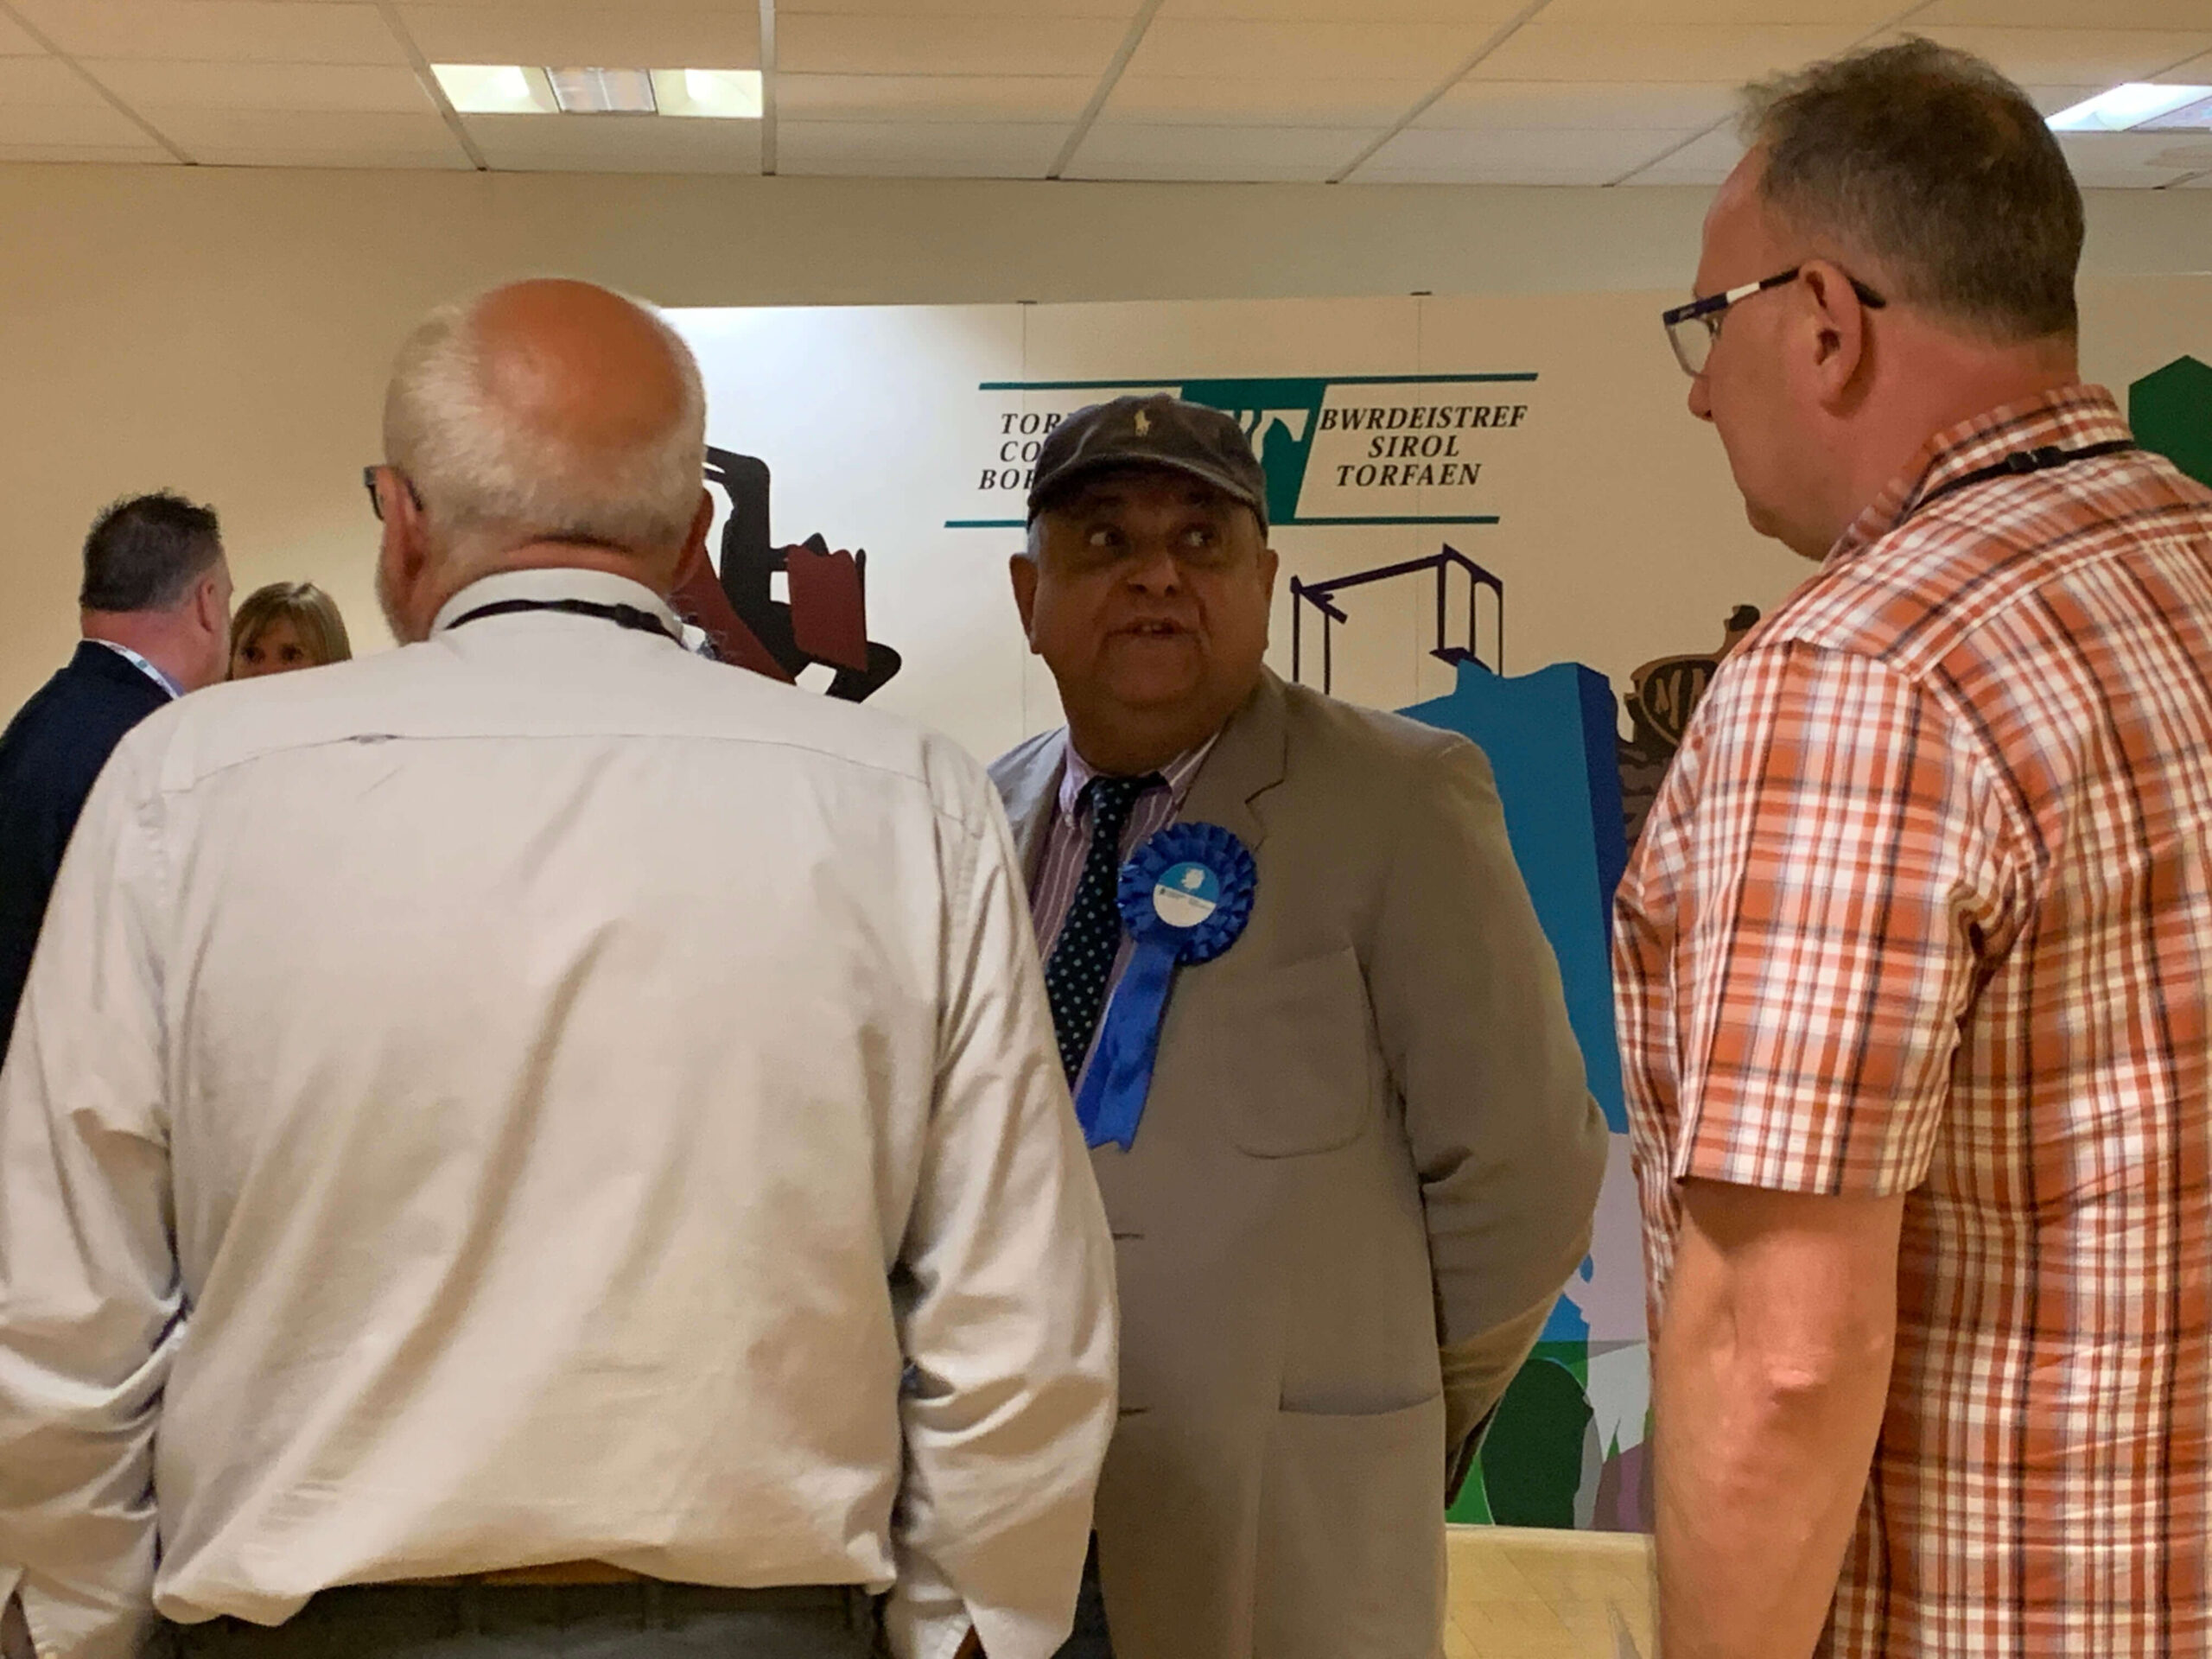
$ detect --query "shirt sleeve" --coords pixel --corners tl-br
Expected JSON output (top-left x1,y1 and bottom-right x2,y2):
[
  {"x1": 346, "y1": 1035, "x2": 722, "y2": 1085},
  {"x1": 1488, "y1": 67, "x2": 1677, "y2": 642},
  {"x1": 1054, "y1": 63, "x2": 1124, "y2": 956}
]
[
  {"x1": 883, "y1": 753, "x2": 1118, "y2": 1659},
  {"x1": 0, "y1": 731, "x2": 180, "y2": 1659},
  {"x1": 1664, "y1": 642, "x2": 2025, "y2": 1197}
]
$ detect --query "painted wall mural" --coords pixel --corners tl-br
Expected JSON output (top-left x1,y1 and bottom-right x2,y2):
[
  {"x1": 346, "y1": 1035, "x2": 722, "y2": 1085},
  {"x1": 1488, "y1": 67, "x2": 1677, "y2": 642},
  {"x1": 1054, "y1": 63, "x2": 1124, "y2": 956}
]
[{"x1": 669, "y1": 286, "x2": 2212, "y2": 1532}]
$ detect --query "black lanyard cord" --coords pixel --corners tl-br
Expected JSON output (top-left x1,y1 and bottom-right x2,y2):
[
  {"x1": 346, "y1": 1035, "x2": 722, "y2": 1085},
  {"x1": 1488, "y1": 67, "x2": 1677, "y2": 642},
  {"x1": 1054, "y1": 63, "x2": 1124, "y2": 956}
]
[
  {"x1": 445, "y1": 597, "x2": 678, "y2": 643},
  {"x1": 1908, "y1": 438, "x2": 2138, "y2": 520}
]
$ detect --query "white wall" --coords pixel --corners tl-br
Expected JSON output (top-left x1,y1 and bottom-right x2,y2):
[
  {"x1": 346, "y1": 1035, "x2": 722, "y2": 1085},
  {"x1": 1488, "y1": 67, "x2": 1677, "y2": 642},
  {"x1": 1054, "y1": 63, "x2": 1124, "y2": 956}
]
[{"x1": 0, "y1": 160, "x2": 2205, "y2": 712}]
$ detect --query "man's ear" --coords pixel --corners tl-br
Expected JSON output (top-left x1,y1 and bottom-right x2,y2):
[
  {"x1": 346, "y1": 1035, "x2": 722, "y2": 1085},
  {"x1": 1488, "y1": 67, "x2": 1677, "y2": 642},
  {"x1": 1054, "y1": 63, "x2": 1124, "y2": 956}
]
[
  {"x1": 1799, "y1": 260, "x2": 1873, "y2": 408},
  {"x1": 199, "y1": 573, "x2": 226, "y2": 636},
  {"x1": 1009, "y1": 550, "x2": 1041, "y2": 646}
]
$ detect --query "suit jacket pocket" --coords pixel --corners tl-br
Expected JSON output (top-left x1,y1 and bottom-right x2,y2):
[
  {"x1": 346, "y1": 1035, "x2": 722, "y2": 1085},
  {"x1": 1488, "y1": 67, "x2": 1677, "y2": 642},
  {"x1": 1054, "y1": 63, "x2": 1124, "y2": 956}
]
[
  {"x1": 1256, "y1": 1393, "x2": 1449, "y2": 1659},
  {"x1": 1198, "y1": 943, "x2": 1376, "y2": 1158}
]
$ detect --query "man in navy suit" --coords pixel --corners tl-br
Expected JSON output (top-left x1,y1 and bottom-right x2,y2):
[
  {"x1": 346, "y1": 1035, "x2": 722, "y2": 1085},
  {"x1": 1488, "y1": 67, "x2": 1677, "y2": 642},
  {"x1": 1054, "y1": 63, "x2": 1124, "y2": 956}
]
[{"x1": 0, "y1": 492, "x2": 233, "y2": 1066}]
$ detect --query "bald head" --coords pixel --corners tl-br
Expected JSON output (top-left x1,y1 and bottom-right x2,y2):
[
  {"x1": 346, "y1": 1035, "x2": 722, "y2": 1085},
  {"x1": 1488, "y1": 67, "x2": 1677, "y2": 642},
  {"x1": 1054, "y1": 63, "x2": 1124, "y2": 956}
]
[{"x1": 383, "y1": 278, "x2": 707, "y2": 572}]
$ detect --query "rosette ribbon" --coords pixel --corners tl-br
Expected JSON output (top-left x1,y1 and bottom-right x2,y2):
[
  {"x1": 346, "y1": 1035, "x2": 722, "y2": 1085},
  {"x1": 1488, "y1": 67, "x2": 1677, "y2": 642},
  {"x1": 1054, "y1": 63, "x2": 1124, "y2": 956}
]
[{"x1": 1075, "y1": 821, "x2": 1258, "y2": 1151}]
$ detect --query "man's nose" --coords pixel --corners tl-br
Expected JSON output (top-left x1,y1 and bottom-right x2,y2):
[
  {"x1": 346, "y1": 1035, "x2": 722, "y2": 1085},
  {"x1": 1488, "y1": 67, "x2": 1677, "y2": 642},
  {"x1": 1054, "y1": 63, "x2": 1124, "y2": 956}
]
[
  {"x1": 1124, "y1": 537, "x2": 1182, "y2": 592},
  {"x1": 1687, "y1": 372, "x2": 1715, "y2": 424}
]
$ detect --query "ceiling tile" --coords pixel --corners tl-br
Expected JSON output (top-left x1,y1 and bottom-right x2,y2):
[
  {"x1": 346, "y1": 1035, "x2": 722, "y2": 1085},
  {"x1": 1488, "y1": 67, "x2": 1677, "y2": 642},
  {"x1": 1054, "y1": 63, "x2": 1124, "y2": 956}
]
[
  {"x1": 2158, "y1": 51, "x2": 2212, "y2": 80},
  {"x1": 465, "y1": 109, "x2": 762, "y2": 170},
  {"x1": 397, "y1": 7, "x2": 760, "y2": 71},
  {"x1": 1619, "y1": 124, "x2": 1746, "y2": 185},
  {"x1": 1354, "y1": 123, "x2": 1696, "y2": 183},
  {"x1": 778, "y1": 118, "x2": 1063, "y2": 176},
  {"x1": 1159, "y1": 0, "x2": 1520, "y2": 17},
  {"x1": 150, "y1": 106, "x2": 462, "y2": 156},
  {"x1": 1471, "y1": 22, "x2": 1864, "y2": 82},
  {"x1": 1102, "y1": 75, "x2": 1428, "y2": 126},
  {"x1": 1420, "y1": 79, "x2": 1738, "y2": 130},
  {"x1": 1877, "y1": 27, "x2": 2212, "y2": 88},
  {"x1": 1916, "y1": 0, "x2": 2212, "y2": 28},
  {"x1": 197, "y1": 146, "x2": 474, "y2": 169},
  {"x1": 8, "y1": 2, "x2": 405, "y2": 65},
  {"x1": 1062, "y1": 122, "x2": 1374, "y2": 181},
  {"x1": 0, "y1": 11, "x2": 42, "y2": 54},
  {"x1": 85, "y1": 60, "x2": 434, "y2": 114},
  {"x1": 0, "y1": 100, "x2": 155, "y2": 148},
  {"x1": 779, "y1": 0, "x2": 1130, "y2": 14},
  {"x1": 778, "y1": 16, "x2": 1127, "y2": 76},
  {"x1": 1126, "y1": 19, "x2": 1489, "y2": 79},
  {"x1": 0, "y1": 54, "x2": 105, "y2": 106},
  {"x1": 1536, "y1": 0, "x2": 1899, "y2": 21},
  {"x1": 2057, "y1": 130, "x2": 2212, "y2": 187},
  {"x1": 0, "y1": 142, "x2": 177, "y2": 162},
  {"x1": 778, "y1": 74, "x2": 1093, "y2": 122}
]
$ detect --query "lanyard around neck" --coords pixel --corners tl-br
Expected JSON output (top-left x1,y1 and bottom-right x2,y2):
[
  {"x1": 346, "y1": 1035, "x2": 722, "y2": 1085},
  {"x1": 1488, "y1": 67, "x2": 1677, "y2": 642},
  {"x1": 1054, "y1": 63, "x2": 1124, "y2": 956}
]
[
  {"x1": 445, "y1": 597, "x2": 677, "y2": 643},
  {"x1": 1907, "y1": 438, "x2": 2136, "y2": 522}
]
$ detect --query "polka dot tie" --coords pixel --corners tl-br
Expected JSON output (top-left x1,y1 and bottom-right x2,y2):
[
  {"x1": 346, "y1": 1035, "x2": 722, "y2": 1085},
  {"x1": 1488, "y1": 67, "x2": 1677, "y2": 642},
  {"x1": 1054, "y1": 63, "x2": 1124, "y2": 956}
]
[{"x1": 1046, "y1": 772, "x2": 1163, "y2": 1083}]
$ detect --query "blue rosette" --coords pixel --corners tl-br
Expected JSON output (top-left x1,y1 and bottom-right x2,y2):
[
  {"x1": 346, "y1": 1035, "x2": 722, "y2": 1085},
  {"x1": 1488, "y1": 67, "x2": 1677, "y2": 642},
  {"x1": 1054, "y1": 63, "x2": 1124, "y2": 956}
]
[{"x1": 1076, "y1": 821, "x2": 1258, "y2": 1151}]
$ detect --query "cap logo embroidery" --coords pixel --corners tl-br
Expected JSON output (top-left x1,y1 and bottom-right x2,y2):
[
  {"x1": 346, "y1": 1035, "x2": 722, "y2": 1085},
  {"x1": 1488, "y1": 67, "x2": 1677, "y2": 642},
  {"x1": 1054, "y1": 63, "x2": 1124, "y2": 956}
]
[{"x1": 1134, "y1": 410, "x2": 1152, "y2": 437}]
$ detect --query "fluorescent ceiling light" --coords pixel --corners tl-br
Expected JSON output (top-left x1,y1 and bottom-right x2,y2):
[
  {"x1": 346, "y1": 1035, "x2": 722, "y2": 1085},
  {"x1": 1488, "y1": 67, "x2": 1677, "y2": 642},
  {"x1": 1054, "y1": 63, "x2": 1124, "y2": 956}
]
[
  {"x1": 2048, "y1": 84, "x2": 2212, "y2": 133},
  {"x1": 432, "y1": 63, "x2": 556, "y2": 115},
  {"x1": 547, "y1": 67, "x2": 658, "y2": 115},
  {"x1": 652, "y1": 68, "x2": 764, "y2": 120}
]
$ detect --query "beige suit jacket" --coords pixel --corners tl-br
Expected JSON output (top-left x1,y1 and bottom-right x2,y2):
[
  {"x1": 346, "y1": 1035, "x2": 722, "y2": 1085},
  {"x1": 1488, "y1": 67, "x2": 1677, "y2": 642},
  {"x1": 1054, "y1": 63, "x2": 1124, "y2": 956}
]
[{"x1": 993, "y1": 671, "x2": 1608, "y2": 1659}]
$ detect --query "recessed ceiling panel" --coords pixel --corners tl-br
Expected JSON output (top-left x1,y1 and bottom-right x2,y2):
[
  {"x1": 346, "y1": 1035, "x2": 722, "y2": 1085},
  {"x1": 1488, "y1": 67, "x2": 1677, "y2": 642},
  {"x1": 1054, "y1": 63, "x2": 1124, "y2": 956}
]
[
  {"x1": 1103, "y1": 75, "x2": 1430, "y2": 127},
  {"x1": 1356, "y1": 123, "x2": 1698, "y2": 183},
  {"x1": 779, "y1": 119, "x2": 1065, "y2": 177},
  {"x1": 1876, "y1": 28, "x2": 2212, "y2": 89},
  {"x1": 778, "y1": 16, "x2": 1127, "y2": 77},
  {"x1": 1421, "y1": 79, "x2": 1737, "y2": 130},
  {"x1": 151, "y1": 107, "x2": 465, "y2": 160},
  {"x1": 1619, "y1": 124, "x2": 1745, "y2": 185},
  {"x1": 1064, "y1": 122, "x2": 1374, "y2": 181},
  {"x1": 9, "y1": 1, "x2": 404, "y2": 65},
  {"x1": 778, "y1": 74, "x2": 1094, "y2": 122},
  {"x1": 1472, "y1": 22, "x2": 1863, "y2": 82},
  {"x1": 86, "y1": 61, "x2": 435, "y2": 114},
  {"x1": 397, "y1": 7, "x2": 760, "y2": 71},
  {"x1": 465, "y1": 109, "x2": 763, "y2": 169},
  {"x1": 1126, "y1": 19, "x2": 1490, "y2": 80}
]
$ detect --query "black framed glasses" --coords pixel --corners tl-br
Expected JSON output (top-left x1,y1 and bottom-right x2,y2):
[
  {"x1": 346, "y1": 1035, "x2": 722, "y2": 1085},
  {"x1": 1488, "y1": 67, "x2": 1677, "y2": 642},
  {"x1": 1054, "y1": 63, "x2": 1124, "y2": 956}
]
[
  {"x1": 1662, "y1": 265, "x2": 1887, "y2": 377},
  {"x1": 362, "y1": 464, "x2": 425, "y2": 522}
]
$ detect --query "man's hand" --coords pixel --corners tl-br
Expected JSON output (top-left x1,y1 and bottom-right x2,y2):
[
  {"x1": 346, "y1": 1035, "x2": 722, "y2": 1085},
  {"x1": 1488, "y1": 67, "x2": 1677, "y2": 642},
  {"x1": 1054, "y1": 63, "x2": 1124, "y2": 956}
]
[
  {"x1": 3, "y1": 1594, "x2": 35, "y2": 1659},
  {"x1": 1654, "y1": 1179, "x2": 1903, "y2": 1659}
]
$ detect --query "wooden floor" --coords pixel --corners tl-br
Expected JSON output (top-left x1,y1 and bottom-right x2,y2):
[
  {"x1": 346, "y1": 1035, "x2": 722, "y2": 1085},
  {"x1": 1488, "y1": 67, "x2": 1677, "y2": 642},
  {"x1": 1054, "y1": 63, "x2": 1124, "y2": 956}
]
[{"x1": 1445, "y1": 1526, "x2": 1653, "y2": 1659}]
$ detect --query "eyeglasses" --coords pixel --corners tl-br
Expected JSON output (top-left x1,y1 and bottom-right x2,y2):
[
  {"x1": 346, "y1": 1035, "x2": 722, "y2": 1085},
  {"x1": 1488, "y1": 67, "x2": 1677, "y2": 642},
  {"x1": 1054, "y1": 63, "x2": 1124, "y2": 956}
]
[
  {"x1": 1662, "y1": 265, "x2": 1888, "y2": 378},
  {"x1": 361, "y1": 464, "x2": 425, "y2": 522}
]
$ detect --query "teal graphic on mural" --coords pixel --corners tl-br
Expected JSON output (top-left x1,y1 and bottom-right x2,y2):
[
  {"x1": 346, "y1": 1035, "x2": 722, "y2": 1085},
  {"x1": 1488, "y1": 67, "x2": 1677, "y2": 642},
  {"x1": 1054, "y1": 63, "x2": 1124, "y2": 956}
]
[
  {"x1": 950, "y1": 373, "x2": 1536, "y2": 531},
  {"x1": 2132, "y1": 355, "x2": 2212, "y2": 489}
]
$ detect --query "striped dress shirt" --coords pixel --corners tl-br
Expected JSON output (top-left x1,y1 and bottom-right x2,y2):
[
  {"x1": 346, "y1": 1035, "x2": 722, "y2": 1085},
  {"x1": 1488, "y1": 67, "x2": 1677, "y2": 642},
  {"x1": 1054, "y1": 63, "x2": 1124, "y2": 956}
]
[
  {"x1": 1615, "y1": 385, "x2": 2212, "y2": 1656},
  {"x1": 1028, "y1": 734, "x2": 1215, "y2": 1077}
]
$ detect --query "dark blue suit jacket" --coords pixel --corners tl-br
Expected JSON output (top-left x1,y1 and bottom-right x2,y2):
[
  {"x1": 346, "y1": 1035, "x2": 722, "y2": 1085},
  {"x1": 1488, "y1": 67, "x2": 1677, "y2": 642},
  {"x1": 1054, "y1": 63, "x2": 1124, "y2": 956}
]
[{"x1": 0, "y1": 642, "x2": 171, "y2": 1067}]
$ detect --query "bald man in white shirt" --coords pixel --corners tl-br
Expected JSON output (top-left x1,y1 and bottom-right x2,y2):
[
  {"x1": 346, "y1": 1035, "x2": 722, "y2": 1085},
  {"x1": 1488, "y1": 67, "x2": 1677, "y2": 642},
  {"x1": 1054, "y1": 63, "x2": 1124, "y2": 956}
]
[{"x1": 0, "y1": 281, "x2": 1116, "y2": 1659}]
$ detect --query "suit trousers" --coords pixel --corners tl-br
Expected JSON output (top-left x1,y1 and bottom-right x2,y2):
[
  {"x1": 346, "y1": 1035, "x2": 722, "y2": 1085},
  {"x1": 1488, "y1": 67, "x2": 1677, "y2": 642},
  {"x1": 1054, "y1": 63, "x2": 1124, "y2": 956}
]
[
  {"x1": 170, "y1": 1583, "x2": 880, "y2": 1659},
  {"x1": 1052, "y1": 1541, "x2": 1112, "y2": 1659}
]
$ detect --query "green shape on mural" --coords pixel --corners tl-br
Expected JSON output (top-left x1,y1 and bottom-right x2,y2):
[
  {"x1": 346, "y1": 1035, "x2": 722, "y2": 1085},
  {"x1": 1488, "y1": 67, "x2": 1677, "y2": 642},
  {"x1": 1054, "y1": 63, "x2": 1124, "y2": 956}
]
[
  {"x1": 1473, "y1": 1355, "x2": 1594, "y2": 1530},
  {"x1": 1178, "y1": 378, "x2": 1329, "y2": 527},
  {"x1": 2131, "y1": 355, "x2": 2212, "y2": 489}
]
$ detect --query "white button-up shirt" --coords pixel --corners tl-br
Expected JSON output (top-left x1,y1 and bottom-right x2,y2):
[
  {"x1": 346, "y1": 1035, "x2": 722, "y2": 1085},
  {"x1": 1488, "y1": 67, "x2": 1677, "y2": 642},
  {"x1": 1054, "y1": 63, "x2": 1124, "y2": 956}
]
[{"x1": 0, "y1": 569, "x2": 1116, "y2": 1659}]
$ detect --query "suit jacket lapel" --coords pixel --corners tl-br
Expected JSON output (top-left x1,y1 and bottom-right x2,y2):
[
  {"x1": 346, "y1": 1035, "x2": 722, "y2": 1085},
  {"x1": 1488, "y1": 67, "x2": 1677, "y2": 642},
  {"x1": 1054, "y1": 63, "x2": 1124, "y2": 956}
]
[
  {"x1": 997, "y1": 734, "x2": 1067, "y2": 883},
  {"x1": 1178, "y1": 671, "x2": 1288, "y2": 852}
]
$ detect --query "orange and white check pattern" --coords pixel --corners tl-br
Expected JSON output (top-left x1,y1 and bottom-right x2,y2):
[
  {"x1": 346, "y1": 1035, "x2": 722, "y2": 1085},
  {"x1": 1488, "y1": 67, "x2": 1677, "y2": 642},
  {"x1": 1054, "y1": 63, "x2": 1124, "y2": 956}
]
[{"x1": 1616, "y1": 385, "x2": 2212, "y2": 1656}]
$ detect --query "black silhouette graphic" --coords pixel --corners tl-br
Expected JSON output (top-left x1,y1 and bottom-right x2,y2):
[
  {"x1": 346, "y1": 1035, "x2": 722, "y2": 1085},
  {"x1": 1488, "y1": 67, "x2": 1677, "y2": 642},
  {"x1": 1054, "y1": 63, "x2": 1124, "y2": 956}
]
[
  {"x1": 1617, "y1": 604, "x2": 1760, "y2": 849},
  {"x1": 1287, "y1": 545, "x2": 1505, "y2": 693},
  {"x1": 670, "y1": 447, "x2": 903, "y2": 702}
]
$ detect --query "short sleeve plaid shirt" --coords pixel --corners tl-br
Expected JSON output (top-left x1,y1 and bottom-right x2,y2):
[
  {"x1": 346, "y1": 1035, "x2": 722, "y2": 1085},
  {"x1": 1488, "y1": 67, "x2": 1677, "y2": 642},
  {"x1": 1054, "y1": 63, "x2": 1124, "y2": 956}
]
[{"x1": 1616, "y1": 385, "x2": 2212, "y2": 1656}]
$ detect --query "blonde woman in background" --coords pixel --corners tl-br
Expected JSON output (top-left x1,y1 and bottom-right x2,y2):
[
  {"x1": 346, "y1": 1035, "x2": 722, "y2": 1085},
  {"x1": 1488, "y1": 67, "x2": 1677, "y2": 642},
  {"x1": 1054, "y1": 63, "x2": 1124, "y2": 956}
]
[{"x1": 229, "y1": 582, "x2": 352, "y2": 678}]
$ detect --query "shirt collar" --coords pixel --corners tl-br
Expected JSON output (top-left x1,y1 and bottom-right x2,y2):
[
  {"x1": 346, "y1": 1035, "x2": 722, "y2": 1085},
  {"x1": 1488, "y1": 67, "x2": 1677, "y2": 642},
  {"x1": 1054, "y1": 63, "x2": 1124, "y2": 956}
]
[
  {"x1": 1057, "y1": 729, "x2": 1220, "y2": 820},
  {"x1": 430, "y1": 567, "x2": 683, "y2": 639},
  {"x1": 92, "y1": 640, "x2": 181, "y2": 700},
  {"x1": 1825, "y1": 383, "x2": 2131, "y2": 569}
]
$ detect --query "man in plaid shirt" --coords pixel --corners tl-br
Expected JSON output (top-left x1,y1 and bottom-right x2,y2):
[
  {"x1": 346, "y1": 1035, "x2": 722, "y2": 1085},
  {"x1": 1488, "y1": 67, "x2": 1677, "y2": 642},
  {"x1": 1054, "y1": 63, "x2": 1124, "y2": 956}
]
[{"x1": 1618, "y1": 40, "x2": 2212, "y2": 1659}]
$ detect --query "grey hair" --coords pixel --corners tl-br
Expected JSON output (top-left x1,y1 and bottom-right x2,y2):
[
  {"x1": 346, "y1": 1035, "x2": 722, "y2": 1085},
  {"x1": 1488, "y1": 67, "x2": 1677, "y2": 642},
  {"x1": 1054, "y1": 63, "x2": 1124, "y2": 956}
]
[
  {"x1": 382, "y1": 283, "x2": 707, "y2": 566},
  {"x1": 1742, "y1": 38, "x2": 2082, "y2": 343}
]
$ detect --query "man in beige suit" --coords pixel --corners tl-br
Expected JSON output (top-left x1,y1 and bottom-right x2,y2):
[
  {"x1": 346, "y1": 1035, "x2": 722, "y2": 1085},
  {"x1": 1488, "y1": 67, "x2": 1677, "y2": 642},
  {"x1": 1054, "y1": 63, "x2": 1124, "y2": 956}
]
[{"x1": 991, "y1": 394, "x2": 1608, "y2": 1659}]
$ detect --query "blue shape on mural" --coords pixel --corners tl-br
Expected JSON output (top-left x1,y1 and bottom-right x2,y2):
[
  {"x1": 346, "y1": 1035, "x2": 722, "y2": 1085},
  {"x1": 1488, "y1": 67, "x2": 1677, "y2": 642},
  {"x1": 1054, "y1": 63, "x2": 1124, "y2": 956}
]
[{"x1": 1403, "y1": 659, "x2": 1630, "y2": 1137}]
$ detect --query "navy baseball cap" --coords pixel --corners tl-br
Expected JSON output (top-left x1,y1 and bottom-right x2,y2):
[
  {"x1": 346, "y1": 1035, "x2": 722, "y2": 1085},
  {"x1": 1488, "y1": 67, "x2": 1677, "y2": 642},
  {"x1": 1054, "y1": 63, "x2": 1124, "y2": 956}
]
[{"x1": 1026, "y1": 394, "x2": 1269, "y2": 531}]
